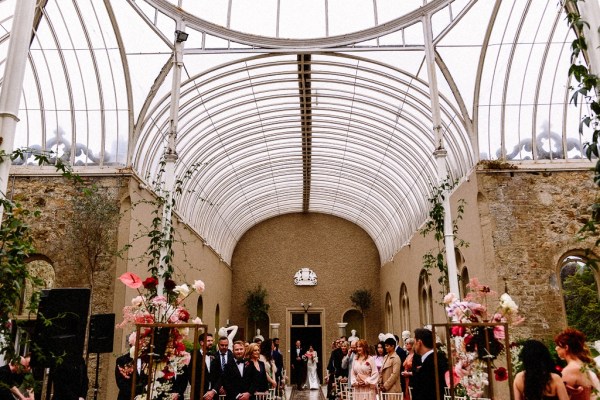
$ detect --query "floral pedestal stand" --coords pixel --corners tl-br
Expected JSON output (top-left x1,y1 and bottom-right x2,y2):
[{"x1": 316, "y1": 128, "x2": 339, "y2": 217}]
[
  {"x1": 432, "y1": 322, "x2": 514, "y2": 400},
  {"x1": 131, "y1": 323, "x2": 208, "y2": 400}
]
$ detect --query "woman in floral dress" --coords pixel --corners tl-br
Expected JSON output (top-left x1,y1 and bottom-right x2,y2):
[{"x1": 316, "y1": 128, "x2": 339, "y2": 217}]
[{"x1": 352, "y1": 339, "x2": 379, "y2": 400}]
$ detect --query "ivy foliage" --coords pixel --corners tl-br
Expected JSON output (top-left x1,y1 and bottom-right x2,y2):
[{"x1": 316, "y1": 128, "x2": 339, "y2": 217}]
[
  {"x1": 565, "y1": 1, "x2": 600, "y2": 246},
  {"x1": 420, "y1": 177, "x2": 468, "y2": 293},
  {"x1": 562, "y1": 266, "x2": 600, "y2": 340},
  {"x1": 562, "y1": 0, "x2": 600, "y2": 343}
]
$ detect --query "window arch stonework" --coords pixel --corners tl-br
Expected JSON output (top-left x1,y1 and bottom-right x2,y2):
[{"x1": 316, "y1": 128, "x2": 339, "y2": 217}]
[{"x1": 399, "y1": 283, "x2": 410, "y2": 333}]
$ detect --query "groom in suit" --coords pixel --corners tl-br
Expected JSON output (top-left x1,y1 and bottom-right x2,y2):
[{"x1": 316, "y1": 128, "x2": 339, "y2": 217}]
[
  {"x1": 291, "y1": 340, "x2": 305, "y2": 390},
  {"x1": 412, "y1": 328, "x2": 448, "y2": 400},
  {"x1": 222, "y1": 340, "x2": 251, "y2": 400}
]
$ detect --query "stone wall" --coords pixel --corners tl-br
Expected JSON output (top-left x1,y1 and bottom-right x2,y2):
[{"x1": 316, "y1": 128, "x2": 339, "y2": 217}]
[
  {"x1": 9, "y1": 174, "x2": 127, "y2": 400},
  {"x1": 476, "y1": 167, "x2": 598, "y2": 340},
  {"x1": 8, "y1": 173, "x2": 232, "y2": 400},
  {"x1": 380, "y1": 166, "x2": 599, "y2": 343}
]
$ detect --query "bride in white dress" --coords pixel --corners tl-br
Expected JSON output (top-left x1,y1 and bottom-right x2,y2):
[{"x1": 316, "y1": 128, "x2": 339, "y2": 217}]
[{"x1": 304, "y1": 345, "x2": 320, "y2": 390}]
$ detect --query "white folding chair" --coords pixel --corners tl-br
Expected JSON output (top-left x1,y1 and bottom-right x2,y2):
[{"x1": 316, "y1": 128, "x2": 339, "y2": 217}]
[
  {"x1": 340, "y1": 389, "x2": 352, "y2": 400},
  {"x1": 268, "y1": 388, "x2": 276, "y2": 400},
  {"x1": 444, "y1": 387, "x2": 451, "y2": 396},
  {"x1": 381, "y1": 392, "x2": 404, "y2": 400},
  {"x1": 352, "y1": 391, "x2": 372, "y2": 400},
  {"x1": 254, "y1": 393, "x2": 270, "y2": 400},
  {"x1": 219, "y1": 395, "x2": 226, "y2": 400}
]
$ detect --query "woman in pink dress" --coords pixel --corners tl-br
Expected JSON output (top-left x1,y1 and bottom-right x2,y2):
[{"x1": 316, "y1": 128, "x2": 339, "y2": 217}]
[
  {"x1": 401, "y1": 338, "x2": 415, "y2": 400},
  {"x1": 352, "y1": 339, "x2": 380, "y2": 400},
  {"x1": 555, "y1": 328, "x2": 600, "y2": 400}
]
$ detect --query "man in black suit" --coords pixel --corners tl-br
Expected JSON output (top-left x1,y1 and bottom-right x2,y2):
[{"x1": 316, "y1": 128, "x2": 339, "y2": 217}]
[
  {"x1": 394, "y1": 334, "x2": 408, "y2": 364},
  {"x1": 209, "y1": 336, "x2": 236, "y2": 398},
  {"x1": 272, "y1": 338, "x2": 284, "y2": 389},
  {"x1": 222, "y1": 340, "x2": 252, "y2": 400},
  {"x1": 184, "y1": 332, "x2": 214, "y2": 400},
  {"x1": 411, "y1": 328, "x2": 448, "y2": 400},
  {"x1": 291, "y1": 340, "x2": 305, "y2": 390}
]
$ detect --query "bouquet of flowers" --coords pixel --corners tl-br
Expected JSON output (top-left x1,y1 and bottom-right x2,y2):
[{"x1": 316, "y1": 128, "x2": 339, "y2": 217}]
[
  {"x1": 443, "y1": 278, "x2": 524, "y2": 398},
  {"x1": 118, "y1": 272, "x2": 205, "y2": 400}
]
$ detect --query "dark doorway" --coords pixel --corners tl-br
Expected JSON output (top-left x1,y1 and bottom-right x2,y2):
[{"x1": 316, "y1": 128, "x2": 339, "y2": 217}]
[{"x1": 290, "y1": 326, "x2": 323, "y2": 386}]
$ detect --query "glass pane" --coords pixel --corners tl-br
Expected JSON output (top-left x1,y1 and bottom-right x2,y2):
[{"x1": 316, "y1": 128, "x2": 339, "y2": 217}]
[
  {"x1": 291, "y1": 313, "x2": 305, "y2": 326},
  {"x1": 307, "y1": 313, "x2": 321, "y2": 326}
]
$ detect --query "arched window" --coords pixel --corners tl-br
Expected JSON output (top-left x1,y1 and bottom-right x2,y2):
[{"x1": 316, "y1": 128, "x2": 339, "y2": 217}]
[
  {"x1": 247, "y1": 312, "x2": 270, "y2": 340},
  {"x1": 460, "y1": 267, "x2": 470, "y2": 299},
  {"x1": 19, "y1": 258, "x2": 55, "y2": 315},
  {"x1": 399, "y1": 283, "x2": 410, "y2": 333},
  {"x1": 418, "y1": 270, "x2": 433, "y2": 326},
  {"x1": 197, "y1": 296, "x2": 204, "y2": 320},
  {"x1": 385, "y1": 292, "x2": 393, "y2": 333},
  {"x1": 454, "y1": 249, "x2": 468, "y2": 298},
  {"x1": 215, "y1": 304, "x2": 220, "y2": 331},
  {"x1": 343, "y1": 309, "x2": 364, "y2": 339},
  {"x1": 559, "y1": 254, "x2": 600, "y2": 340}
]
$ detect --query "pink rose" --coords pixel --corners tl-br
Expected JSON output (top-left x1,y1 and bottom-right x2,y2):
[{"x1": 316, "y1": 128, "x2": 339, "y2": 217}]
[{"x1": 192, "y1": 280, "x2": 205, "y2": 294}]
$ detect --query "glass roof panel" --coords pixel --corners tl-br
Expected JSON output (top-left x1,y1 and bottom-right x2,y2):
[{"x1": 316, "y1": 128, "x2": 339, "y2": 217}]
[
  {"x1": 230, "y1": 0, "x2": 278, "y2": 38},
  {"x1": 4, "y1": 0, "x2": 589, "y2": 264}
]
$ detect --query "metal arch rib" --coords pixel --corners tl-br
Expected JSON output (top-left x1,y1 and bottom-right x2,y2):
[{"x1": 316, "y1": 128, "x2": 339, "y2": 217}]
[{"x1": 143, "y1": 0, "x2": 451, "y2": 49}]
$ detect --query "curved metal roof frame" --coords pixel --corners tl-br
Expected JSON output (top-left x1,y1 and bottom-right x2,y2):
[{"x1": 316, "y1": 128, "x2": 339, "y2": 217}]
[
  {"x1": 2, "y1": 0, "x2": 590, "y2": 267},
  {"x1": 133, "y1": 53, "x2": 472, "y2": 263},
  {"x1": 143, "y1": 0, "x2": 453, "y2": 49}
]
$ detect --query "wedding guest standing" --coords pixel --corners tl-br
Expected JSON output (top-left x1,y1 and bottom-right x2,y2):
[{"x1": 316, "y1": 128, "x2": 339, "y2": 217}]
[
  {"x1": 401, "y1": 338, "x2": 417, "y2": 400},
  {"x1": 246, "y1": 343, "x2": 269, "y2": 396},
  {"x1": 379, "y1": 337, "x2": 401, "y2": 395},
  {"x1": 374, "y1": 342, "x2": 386, "y2": 374},
  {"x1": 513, "y1": 340, "x2": 569, "y2": 400},
  {"x1": 412, "y1": 328, "x2": 447, "y2": 400},
  {"x1": 554, "y1": 328, "x2": 600, "y2": 400},
  {"x1": 351, "y1": 339, "x2": 379, "y2": 400},
  {"x1": 222, "y1": 341, "x2": 251, "y2": 400}
]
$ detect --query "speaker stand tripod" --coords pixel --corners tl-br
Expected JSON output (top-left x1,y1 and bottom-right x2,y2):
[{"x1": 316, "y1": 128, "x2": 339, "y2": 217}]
[{"x1": 93, "y1": 352, "x2": 101, "y2": 400}]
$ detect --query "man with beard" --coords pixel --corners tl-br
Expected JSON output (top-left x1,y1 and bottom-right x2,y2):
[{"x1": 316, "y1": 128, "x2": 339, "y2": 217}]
[{"x1": 222, "y1": 341, "x2": 252, "y2": 400}]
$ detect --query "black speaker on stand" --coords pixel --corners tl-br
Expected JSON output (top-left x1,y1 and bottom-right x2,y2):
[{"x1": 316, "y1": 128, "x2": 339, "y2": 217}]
[
  {"x1": 88, "y1": 313, "x2": 115, "y2": 400},
  {"x1": 31, "y1": 288, "x2": 91, "y2": 400}
]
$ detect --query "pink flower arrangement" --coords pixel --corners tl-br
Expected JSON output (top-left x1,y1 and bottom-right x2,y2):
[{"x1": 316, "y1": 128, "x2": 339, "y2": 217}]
[
  {"x1": 117, "y1": 272, "x2": 206, "y2": 400},
  {"x1": 444, "y1": 278, "x2": 524, "y2": 398}
]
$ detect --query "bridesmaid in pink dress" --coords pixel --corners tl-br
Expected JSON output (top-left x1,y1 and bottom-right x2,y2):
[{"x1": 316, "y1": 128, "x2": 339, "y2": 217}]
[{"x1": 352, "y1": 339, "x2": 380, "y2": 400}]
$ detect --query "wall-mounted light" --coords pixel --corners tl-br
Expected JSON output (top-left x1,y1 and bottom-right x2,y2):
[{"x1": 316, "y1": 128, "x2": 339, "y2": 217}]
[
  {"x1": 175, "y1": 30, "x2": 189, "y2": 43},
  {"x1": 300, "y1": 302, "x2": 312, "y2": 313}
]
